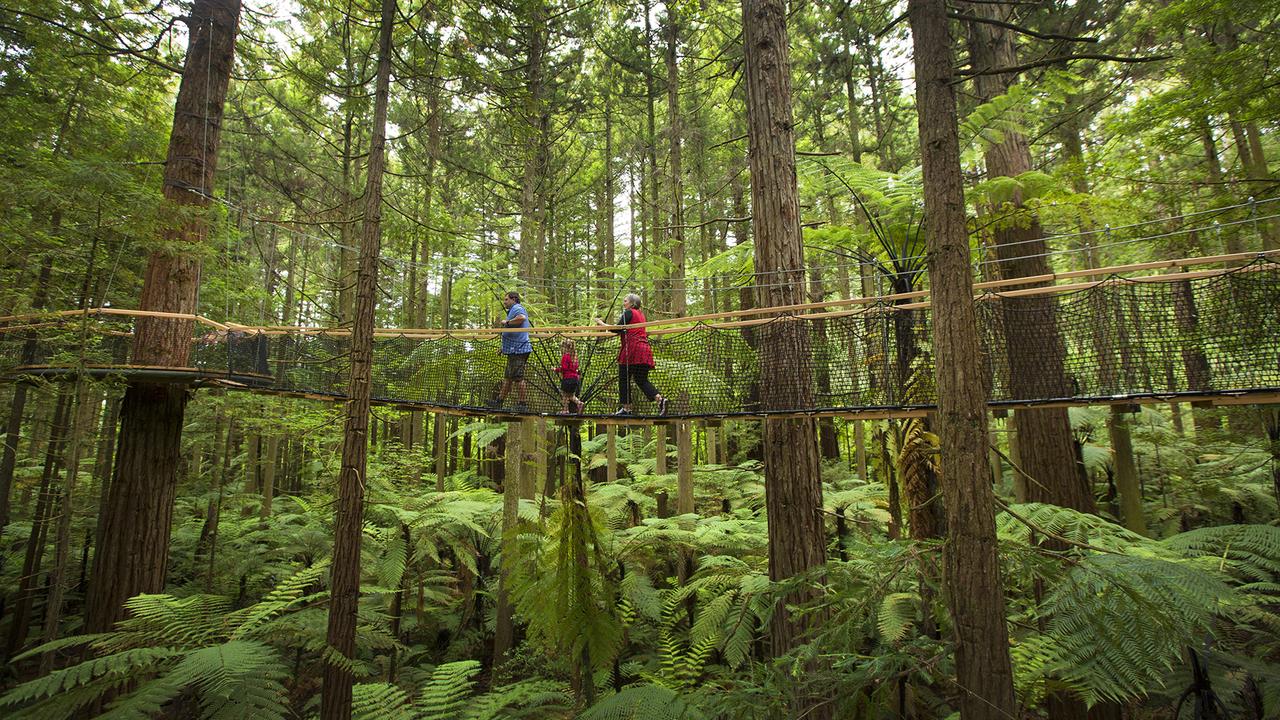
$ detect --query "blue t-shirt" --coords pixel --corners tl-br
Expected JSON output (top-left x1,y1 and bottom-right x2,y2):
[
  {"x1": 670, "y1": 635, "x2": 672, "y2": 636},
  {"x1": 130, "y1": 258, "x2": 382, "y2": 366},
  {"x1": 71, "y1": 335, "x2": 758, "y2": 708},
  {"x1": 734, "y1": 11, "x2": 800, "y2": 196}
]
[{"x1": 501, "y1": 303, "x2": 532, "y2": 355}]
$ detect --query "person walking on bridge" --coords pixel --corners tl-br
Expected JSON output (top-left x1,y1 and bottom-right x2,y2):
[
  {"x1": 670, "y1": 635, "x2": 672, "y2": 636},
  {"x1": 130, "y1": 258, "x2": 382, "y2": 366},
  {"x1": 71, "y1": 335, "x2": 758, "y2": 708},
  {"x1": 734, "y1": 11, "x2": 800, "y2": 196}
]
[
  {"x1": 489, "y1": 290, "x2": 531, "y2": 411},
  {"x1": 595, "y1": 293, "x2": 667, "y2": 416}
]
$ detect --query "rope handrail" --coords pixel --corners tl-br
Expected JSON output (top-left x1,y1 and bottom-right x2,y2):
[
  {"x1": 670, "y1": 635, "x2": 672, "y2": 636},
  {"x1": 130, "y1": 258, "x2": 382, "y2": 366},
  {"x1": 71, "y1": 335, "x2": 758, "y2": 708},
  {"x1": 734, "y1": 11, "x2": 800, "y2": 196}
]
[
  {"x1": 3, "y1": 258, "x2": 1277, "y2": 419},
  {"x1": 1, "y1": 251, "x2": 1274, "y2": 339}
]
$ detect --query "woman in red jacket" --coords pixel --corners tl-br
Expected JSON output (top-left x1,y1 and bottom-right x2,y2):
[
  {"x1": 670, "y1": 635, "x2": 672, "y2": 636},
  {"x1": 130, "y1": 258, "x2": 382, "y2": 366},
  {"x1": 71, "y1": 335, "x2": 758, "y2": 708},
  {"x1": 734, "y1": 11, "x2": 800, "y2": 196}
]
[{"x1": 595, "y1": 293, "x2": 668, "y2": 416}]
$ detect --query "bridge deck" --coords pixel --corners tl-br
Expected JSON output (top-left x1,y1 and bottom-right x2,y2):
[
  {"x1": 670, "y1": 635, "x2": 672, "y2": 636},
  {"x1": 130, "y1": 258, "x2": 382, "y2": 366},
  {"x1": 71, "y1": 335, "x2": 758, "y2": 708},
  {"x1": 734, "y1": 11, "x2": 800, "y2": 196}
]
[{"x1": 2, "y1": 253, "x2": 1278, "y2": 421}]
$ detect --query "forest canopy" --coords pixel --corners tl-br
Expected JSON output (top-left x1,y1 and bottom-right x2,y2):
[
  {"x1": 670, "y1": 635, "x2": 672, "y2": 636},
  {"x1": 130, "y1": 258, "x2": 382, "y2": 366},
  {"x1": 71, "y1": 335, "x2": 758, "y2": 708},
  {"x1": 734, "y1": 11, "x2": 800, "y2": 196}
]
[{"x1": 0, "y1": 0, "x2": 1278, "y2": 718}]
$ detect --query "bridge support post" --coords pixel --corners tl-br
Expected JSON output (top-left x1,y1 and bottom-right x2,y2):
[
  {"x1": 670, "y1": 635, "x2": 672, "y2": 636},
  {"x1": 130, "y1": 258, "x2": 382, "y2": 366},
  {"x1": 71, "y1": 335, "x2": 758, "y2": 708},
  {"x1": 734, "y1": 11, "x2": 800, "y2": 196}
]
[
  {"x1": 606, "y1": 425, "x2": 618, "y2": 483},
  {"x1": 654, "y1": 425, "x2": 667, "y2": 475},
  {"x1": 677, "y1": 421, "x2": 694, "y2": 516},
  {"x1": 1108, "y1": 407, "x2": 1147, "y2": 535},
  {"x1": 433, "y1": 413, "x2": 447, "y2": 492}
]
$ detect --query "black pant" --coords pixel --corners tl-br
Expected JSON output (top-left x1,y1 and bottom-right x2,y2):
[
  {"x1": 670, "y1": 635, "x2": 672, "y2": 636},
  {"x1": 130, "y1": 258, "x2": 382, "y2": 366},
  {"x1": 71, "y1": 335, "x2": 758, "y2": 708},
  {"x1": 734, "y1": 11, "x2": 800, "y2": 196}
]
[{"x1": 619, "y1": 364, "x2": 658, "y2": 405}]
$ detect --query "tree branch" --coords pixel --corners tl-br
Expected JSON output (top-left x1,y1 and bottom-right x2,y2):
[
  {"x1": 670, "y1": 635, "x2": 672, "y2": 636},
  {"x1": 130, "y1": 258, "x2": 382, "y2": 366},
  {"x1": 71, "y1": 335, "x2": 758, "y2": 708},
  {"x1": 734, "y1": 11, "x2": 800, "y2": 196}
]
[
  {"x1": 958, "y1": 53, "x2": 1171, "y2": 77},
  {"x1": 949, "y1": 12, "x2": 1098, "y2": 43}
]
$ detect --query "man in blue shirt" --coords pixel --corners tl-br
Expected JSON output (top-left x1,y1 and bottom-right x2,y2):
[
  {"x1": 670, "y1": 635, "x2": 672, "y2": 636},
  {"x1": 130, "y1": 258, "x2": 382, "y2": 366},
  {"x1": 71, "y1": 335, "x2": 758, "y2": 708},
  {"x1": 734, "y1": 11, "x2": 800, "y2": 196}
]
[{"x1": 489, "y1": 290, "x2": 532, "y2": 410}]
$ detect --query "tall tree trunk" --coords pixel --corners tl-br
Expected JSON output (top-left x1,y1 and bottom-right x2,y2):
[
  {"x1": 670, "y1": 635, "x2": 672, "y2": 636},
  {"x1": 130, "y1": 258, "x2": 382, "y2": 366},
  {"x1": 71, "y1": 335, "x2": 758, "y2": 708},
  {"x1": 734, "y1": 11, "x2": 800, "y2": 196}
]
[
  {"x1": 676, "y1": 421, "x2": 694, "y2": 514},
  {"x1": 320, "y1": 0, "x2": 392, "y2": 712},
  {"x1": 492, "y1": 420, "x2": 521, "y2": 674},
  {"x1": 598, "y1": 90, "x2": 616, "y2": 305},
  {"x1": 519, "y1": 1, "x2": 548, "y2": 282},
  {"x1": 741, "y1": 5, "x2": 828, "y2": 714},
  {"x1": 965, "y1": 2, "x2": 1092, "y2": 515},
  {"x1": 85, "y1": 0, "x2": 241, "y2": 635},
  {"x1": 0, "y1": 83, "x2": 80, "y2": 536},
  {"x1": 665, "y1": 7, "x2": 687, "y2": 316},
  {"x1": 0, "y1": 259, "x2": 53, "y2": 536},
  {"x1": 5, "y1": 391, "x2": 71, "y2": 659},
  {"x1": 416, "y1": 83, "x2": 442, "y2": 327},
  {"x1": 908, "y1": 2, "x2": 1018, "y2": 718},
  {"x1": 643, "y1": 0, "x2": 660, "y2": 279},
  {"x1": 260, "y1": 435, "x2": 279, "y2": 519},
  {"x1": 434, "y1": 413, "x2": 448, "y2": 492},
  {"x1": 1108, "y1": 409, "x2": 1147, "y2": 535},
  {"x1": 38, "y1": 379, "x2": 97, "y2": 672}
]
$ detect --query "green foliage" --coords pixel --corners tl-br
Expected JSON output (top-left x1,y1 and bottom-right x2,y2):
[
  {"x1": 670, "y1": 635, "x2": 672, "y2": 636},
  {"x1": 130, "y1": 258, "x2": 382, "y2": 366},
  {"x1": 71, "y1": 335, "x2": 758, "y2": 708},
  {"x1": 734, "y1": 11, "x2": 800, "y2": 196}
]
[
  {"x1": 415, "y1": 660, "x2": 482, "y2": 720},
  {"x1": 578, "y1": 685, "x2": 707, "y2": 720},
  {"x1": 1034, "y1": 554, "x2": 1232, "y2": 705}
]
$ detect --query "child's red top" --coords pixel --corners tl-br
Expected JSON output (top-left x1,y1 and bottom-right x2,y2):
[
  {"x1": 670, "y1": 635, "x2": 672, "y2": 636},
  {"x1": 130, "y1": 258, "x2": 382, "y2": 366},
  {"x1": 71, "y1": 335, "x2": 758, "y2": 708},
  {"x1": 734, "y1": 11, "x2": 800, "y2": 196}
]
[{"x1": 557, "y1": 353, "x2": 580, "y2": 379}]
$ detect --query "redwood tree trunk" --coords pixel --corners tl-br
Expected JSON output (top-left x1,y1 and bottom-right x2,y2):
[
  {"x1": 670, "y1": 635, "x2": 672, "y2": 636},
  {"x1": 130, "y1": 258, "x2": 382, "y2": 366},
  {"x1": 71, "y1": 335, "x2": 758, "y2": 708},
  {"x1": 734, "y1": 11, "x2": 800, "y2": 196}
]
[
  {"x1": 908, "y1": 1, "x2": 1018, "y2": 718},
  {"x1": 665, "y1": 7, "x2": 687, "y2": 315},
  {"x1": 319, "y1": 0, "x2": 392, "y2": 713},
  {"x1": 84, "y1": 0, "x2": 241, "y2": 634},
  {"x1": 740, "y1": 3, "x2": 829, "y2": 712},
  {"x1": 965, "y1": 2, "x2": 1092, "y2": 515}
]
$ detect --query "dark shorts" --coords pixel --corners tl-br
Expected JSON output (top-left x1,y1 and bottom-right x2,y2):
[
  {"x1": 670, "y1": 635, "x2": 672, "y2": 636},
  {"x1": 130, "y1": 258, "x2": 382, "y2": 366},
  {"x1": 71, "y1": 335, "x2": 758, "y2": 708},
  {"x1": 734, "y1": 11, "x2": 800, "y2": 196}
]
[
  {"x1": 560, "y1": 377, "x2": 580, "y2": 394},
  {"x1": 504, "y1": 352, "x2": 530, "y2": 381}
]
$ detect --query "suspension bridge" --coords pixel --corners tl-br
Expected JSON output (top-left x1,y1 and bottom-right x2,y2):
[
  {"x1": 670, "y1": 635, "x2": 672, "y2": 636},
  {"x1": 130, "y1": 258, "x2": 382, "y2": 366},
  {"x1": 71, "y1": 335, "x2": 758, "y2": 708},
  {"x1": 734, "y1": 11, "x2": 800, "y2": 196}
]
[{"x1": 2, "y1": 247, "x2": 1277, "y2": 421}]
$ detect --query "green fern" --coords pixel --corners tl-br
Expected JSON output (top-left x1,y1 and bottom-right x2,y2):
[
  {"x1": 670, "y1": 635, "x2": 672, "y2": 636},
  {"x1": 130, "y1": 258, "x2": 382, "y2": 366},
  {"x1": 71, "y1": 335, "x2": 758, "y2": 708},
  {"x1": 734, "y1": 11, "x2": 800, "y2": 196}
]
[
  {"x1": 352, "y1": 682, "x2": 414, "y2": 720},
  {"x1": 1162, "y1": 524, "x2": 1280, "y2": 581},
  {"x1": 875, "y1": 592, "x2": 918, "y2": 644},
  {"x1": 416, "y1": 660, "x2": 482, "y2": 720},
  {"x1": 577, "y1": 684, "x2": 706, "y2": 720},
  {"x1": 462, "y1": 678, "x2": 573, "y2": 719},
  {"x1": 1036, "y1": 554, "x2": 1234, "y2": 705}
]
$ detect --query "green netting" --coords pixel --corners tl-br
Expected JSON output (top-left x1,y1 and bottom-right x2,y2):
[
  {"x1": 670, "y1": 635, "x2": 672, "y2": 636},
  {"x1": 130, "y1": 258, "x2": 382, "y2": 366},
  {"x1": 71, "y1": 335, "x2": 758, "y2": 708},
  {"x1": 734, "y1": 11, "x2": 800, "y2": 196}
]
[{"x1": 1, "y1": 261, "x2": 1277, "y2": 417}]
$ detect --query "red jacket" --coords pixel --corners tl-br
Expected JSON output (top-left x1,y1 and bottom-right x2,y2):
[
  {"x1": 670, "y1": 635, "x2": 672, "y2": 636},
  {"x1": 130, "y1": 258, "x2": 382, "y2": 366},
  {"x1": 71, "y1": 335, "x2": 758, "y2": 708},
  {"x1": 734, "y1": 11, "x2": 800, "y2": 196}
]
[
  {"x1": 557, "y1": 353, "x2": 580, "y2": 379},
  {"x1": 616, "y1": 308, "x2": 655, "y2": 367}
]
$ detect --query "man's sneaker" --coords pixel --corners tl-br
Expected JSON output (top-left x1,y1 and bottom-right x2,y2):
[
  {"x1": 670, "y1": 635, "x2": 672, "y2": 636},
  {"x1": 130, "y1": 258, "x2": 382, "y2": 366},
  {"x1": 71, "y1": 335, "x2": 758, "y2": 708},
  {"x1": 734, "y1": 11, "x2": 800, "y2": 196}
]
[
  {"x1": 485, "y1": 398, "x2": 501, "y2": 409},
  {"x1": 656, "y1": 397, "x2": 668, "y2": 416},
  {"x1": 613, "y1": 408, "x2": 632, "y2": 416}
]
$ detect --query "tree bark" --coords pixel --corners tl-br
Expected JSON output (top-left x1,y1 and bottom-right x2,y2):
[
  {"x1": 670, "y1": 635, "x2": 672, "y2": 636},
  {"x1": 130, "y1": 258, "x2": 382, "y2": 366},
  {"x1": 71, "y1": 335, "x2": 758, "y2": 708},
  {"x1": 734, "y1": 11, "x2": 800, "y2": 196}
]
[
  {"x1": 965, "y1": 2, "x2": 1092, "y2": 515},
  {"x1": 0, "y1": 257, "x2": 52, "y2": 536},
  {"x1": 676, "y1": 422, "x2": 694, "y2": 515},
  {"x1": 492, "y1": 420, "x2": 521, "y2": 674},
  {"x1": 1108, "y1": 408, "x2": 1147, "y2": 535},
  {"x1": 85, "y1": 0, "x2": 241, "y2": 635},
  {"x1": 519, "y1": 1, "x2": 549, "y2": 281},
  {"x1": 741, "y1": 2, "x2": 829, "y2": 705},
  {"x1": 665, "y1": 7, "x2": 687, "y2": 315},
  {"x1": 434, "y1": 412, "x2": 448, "y2": 491},
  {"x1": 38, "y1": 384, "x2": 98, "y2": 673},
  {"x1": 908, "y1": 2, "x2": 1018, "y2": 718},
  {"x1": 5, "y1": 390, "x2": 70, "y2": 659},
  {"x1": 319, "y1": 0, "x2": 392, "y2": 712}
]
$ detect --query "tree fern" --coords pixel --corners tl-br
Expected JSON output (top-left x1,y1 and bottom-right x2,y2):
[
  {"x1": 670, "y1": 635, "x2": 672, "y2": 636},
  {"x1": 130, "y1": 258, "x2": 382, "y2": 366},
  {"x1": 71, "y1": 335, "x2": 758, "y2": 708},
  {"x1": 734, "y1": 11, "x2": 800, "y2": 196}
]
[
  {"x1": 352, "y1": 682, "x2": 415, "y2": 720},
  {"x1": 462, "y1": 678, "x2": 573, "y2": 719},
  {"x1": 0, "y1": 647, "x2": 183, "y2": 710},
  {"x1": 875, "y1": 592, "x2": 918, "y2": 644},
  {"x1": 1162, "y1": 524, "x2": 1280, "y2": 581},
  {"x1": 1036, "y1": 554, "x2": 1234, "y2": 705},
  {"x1": 577, "y1": 684, "x2": 706, "y2": 720},
  {"x1": 415, "y1": 660, "x2": 482, "y2": 720},
  {"x1": 158, "y1": 640, "x2": 289, "y2": 720}
]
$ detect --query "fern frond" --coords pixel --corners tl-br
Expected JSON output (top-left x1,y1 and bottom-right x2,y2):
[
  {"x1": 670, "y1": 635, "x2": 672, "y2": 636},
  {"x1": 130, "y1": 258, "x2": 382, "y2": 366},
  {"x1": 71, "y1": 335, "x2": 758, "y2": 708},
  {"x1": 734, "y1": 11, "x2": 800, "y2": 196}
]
[
  {"x1": 1040, "y1": 554, "x2": 1233, "y2": 705},
  {"x1": 352, "y1": 682, "x2": 414, "y2": 720},
  {"x1": 165, "y1": 640, "x2": 289, "y2": 720},
  {"x1": 1163, "y1": 524, "x2": 1280, "y2": 581},
  {"x1": 416, "y1": 660, "x2": 481, "y2": 720},
  {"x1": 578, "y1": 684, "x2": 707, "y2": 720},
  {"x1": 0, "y1": 647, "x2": 182, "y2": 708},
  {"x1": 461, "y1": 679, "x2": 572, "y2": 720},
  {"x1": 876, "y1": 592, "x2": 918, "y2": 644}
]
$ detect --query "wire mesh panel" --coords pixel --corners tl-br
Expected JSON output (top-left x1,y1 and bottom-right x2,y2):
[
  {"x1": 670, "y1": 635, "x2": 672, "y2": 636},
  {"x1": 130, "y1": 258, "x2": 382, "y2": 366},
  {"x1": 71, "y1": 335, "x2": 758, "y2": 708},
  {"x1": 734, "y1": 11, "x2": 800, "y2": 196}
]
[{"x1": 1, "y1": 261, "x2": 1278, "y2": 416}]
